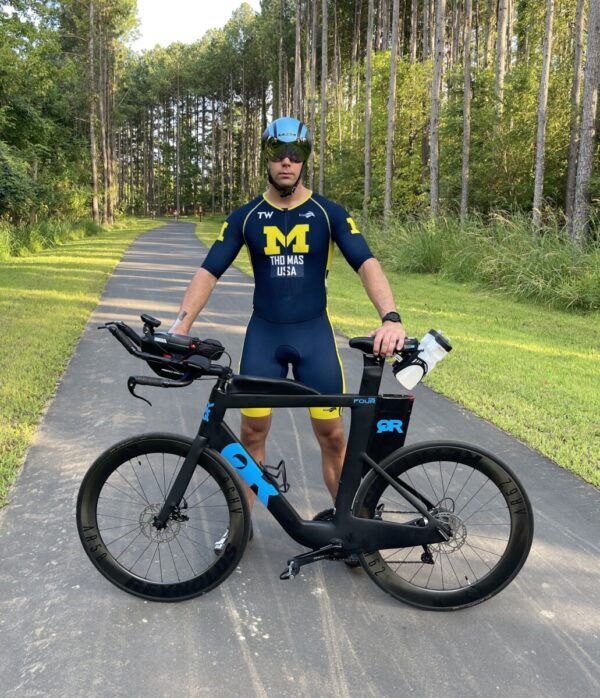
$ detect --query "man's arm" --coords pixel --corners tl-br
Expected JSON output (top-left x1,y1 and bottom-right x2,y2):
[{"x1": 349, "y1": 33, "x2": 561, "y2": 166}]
[
  {"x1": 169, "y1": 268, "x2": 218, "y2": 335},
  {"x1": 171, "y1": 211, "x2": 245, "y2": 334},
  {"x1": 358, "y1": 258, "x2": 406, "y2": 356}
]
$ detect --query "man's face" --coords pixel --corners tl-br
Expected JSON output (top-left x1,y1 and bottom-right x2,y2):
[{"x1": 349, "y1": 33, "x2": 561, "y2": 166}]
[{"x1": 267, "y1": 156, "x2": 303, "y2": 189}]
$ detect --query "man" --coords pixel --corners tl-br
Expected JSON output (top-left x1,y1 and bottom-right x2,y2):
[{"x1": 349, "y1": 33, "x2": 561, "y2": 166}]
[{"x1": 170, "y1": 117, "x2": 405, "y2": 551}]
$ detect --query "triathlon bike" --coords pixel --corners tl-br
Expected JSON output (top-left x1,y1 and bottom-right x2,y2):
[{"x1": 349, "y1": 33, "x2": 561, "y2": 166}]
[{"x1": 77, "y1": 314, "x2": 534, "y2": 610}]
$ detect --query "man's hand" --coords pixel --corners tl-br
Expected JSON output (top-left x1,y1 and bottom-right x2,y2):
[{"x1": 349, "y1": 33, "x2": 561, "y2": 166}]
[{"x1": 369, "y1": 321, "x2": 406, "y2": 357}]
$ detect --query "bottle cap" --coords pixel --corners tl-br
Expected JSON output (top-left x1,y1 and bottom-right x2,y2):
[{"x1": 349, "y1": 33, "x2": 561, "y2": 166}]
[{"x1": 428, "y1": 329, "x2": 452, "y2": 353}]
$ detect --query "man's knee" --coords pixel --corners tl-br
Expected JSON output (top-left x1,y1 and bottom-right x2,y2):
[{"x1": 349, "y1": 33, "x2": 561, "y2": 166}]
[
  {"x1": 240, "y1": 415, "x2": 271, "y2": 448},
  {"x1": 312, "y1": 418, "x2": 345, "y2": 453}
]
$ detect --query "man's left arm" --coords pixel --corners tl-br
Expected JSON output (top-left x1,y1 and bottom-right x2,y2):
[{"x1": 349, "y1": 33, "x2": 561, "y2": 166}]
[
  {"x1": 358, "y1": 258, "x2": 406, "y2": 356},
  {"x1": 329, "y1": 206, "x2": 405, "y2": 356}
]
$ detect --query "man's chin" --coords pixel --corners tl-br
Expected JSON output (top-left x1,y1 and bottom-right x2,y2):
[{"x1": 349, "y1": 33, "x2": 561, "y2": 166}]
[{"x1": 275, "y1": 177, "x2": 296, "y2": 188}]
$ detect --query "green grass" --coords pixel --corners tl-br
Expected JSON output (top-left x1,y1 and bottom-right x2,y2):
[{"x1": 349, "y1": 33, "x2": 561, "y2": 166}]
[
  {"x1": 0, "y1": 217, "x2": 160, "y2": 505},
  {"x1": 194, "y1": 215, "x2": 600, "y2": 488}
]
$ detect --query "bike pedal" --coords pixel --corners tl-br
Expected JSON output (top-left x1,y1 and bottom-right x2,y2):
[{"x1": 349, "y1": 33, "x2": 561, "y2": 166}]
[{"x1": 280, "y1": 559, "x2": 300, "y2": 581}]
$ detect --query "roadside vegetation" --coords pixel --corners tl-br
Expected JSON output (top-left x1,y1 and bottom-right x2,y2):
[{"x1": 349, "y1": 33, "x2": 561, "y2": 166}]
[
  {"x1": 0, "y1": 218, "x2": 104, "y2": 260},
  {"x1": 0, "y1": 218, "x2": 158, "y2": 505},
  {"x1": 194, "y1": 215, "x2": 600, "y2": 489},
  {"x1": 367, "y1": 214, "x2": 600, "y2": 313}
]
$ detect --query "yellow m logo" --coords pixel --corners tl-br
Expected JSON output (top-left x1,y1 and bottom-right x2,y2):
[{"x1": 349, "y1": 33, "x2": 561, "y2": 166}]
[{"x1": 263, "y1": 224, "x2": 310, "y2": 255}]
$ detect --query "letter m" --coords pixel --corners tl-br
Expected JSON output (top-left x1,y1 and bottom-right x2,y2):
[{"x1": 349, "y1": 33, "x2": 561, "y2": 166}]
[{"x1": 263, "y1": 225, "x2": 310, "y2": 255}]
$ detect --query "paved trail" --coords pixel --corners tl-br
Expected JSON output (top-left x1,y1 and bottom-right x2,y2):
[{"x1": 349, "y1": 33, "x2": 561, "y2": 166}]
[{"x1": 1, "y1": 222, "x2": 599, "y2": 697}]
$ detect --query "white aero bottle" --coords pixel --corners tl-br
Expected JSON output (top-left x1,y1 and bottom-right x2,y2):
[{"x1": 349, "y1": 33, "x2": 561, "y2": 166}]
[{"x1": 392, "y1": 330, "x2": 452, "y2": 390}]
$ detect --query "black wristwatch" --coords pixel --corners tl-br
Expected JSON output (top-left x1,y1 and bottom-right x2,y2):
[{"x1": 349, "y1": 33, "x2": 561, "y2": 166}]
[{"x1": 381, "y1": 311, "x2": 402, "y2": 324}]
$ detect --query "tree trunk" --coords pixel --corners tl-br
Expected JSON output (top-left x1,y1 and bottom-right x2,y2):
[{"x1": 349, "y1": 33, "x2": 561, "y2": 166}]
[
  {"x1": 88, "y1": 0, "x2": 99, "y2": 224},
  {"x1": 149, "y1": 106, "x2": 154, "y2": 214},
  {"x1": 334, "y1": 2, "x2": 343, "y2": 147},
  {"x1": 423, "y1": 0, "x2": 431, "y2": 59},
  {"x1": 98, "y1": 32, "x2": 109, "y2": 224},
  {"x1": 384, "y1": 0, "x2": 401, "y2": 224},
  {"x1": 532, "y1": 0, "x2": 555, "y2": 227},
  {"x1": 211, "y1": 99, "x2": 216, "y2": 214},
  {"x1": 319, "y1": 0, "x2": 328, "y2": 195},
  {"x1": 474, "y1": 0, "x2": 479, "y2": 66},
  {"x1": 278, "y1": 0, "x2": 284, "y2": 116},
  {"x1": 572, "y1": 0, "x2": 600, "y2": 245},
  {"x1": 430, "y1": 0, "x2": 446, "y2": 216},
  {"x1": 495, "y1": 0, "x2": 508, "y2": 114},
  {"x1": 565, "y1": 0, "x2": 586, "y2": 221},
  {"x1": 484, "y1": 0, "x2": 494, "y2": 67},
  {"x1": 294, "y1": 0, "x2": 302, "y2": 117},
  {"x1": 229, "y1": 79, "x2": 234, "y2": 208},
  {"x1": 363, "y1": 0, "x2": 375, "y2": 225},
  {"x1": 410, "y1": 0, "x2": 418, "y2": 63},
  {"x1": 460, "y1": 0, "x2": 473, "y2": 221},
  {"x1": 107, "y1": 50, "x2": 115, "y2": 224},
  {"x1": 350, "y1": 0, "x2": 362, "y2": 123},
  {"x1": 199, "y1": 97, "x2": 205, "y2": 203},
  {"x1": 304, "y1": 0, "x2": 311, "y2": 122},
  {"x1": 176, "y1": 85, "x2": 181, "y2": 217},
  {"x1": 506, "y1": 0, "x2": 513, "y2": 68},
  {"x1": 309, "y1": 0, "x2": 318, "y2": 189},
  {"x1": 219, "y1": 107, "x2": 225, "y2": 214},
  {"x1": 451, "y1": 0, "x2": 461, "y2": 68}
]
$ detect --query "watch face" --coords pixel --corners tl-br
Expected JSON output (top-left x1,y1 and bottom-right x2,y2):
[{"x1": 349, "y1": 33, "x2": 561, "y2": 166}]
[{"x1": 383, "y1": 312, "x2": 401, "y2": 323}]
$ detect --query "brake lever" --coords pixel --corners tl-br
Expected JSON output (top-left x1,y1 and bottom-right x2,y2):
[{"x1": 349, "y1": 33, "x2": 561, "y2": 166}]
[{"x1": 127, "y1": 377, "x2": 152, "y2": 406}]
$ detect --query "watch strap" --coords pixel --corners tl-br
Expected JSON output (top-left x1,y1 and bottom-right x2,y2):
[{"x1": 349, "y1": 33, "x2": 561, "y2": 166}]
[{"x1": 382, "y1": 311, "x2": 402, "y2": 324}]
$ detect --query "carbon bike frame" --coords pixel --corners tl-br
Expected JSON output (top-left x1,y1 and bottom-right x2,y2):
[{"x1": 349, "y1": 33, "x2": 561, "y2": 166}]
[{"x1": 153, "y1": 354, "x2": 449, "y2": 554}]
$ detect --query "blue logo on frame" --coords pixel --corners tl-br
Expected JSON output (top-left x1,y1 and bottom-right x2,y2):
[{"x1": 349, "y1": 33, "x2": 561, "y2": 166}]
[
  {"x1": 376, "y1": 419, "x2": 403, "y2": 434},
  {"x1": 353, "y1": 397, "x2": 376, "y2": 405},
  {"x1": 220, "y1": 443, "x2": 279, "y2": 506},
  {"x1": 203, "y1": 402, "x2": 215, "y2": 422}
]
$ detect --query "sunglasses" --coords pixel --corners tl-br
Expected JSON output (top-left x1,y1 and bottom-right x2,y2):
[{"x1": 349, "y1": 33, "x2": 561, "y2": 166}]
[{"x1": 264, "y1": 140, "x2": 311, "y2": 164}]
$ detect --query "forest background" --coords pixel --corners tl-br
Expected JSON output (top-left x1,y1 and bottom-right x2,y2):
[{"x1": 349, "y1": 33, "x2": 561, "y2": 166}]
[
  {"x1": 1, "y1": 0, "x2": 599, "y2": 309},
  {"x1": 1, "y1": 0, "x2": 600, "y2": 247},
  {"x1": 0, "y1": 0, "x2": 599, "y2": 497}
]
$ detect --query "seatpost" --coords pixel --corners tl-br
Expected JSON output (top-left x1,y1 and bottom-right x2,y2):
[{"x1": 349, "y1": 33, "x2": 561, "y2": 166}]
[{"x1": 358, "y1": 354, "x2": 385, "y2": 396}]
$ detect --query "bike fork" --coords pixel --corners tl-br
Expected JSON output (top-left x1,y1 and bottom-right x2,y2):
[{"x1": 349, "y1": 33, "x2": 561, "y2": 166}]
[{"x1": 153, "y1": 434, "x2": 208, "y2": 529}]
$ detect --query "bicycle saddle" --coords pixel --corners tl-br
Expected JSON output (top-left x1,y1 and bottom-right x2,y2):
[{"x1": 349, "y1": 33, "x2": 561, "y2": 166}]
[{"x1": 229, "y1": 375, "x2": 320, "y2": 396}]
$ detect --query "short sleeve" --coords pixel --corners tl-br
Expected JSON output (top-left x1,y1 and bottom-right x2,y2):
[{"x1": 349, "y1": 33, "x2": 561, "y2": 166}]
[
  {"x1": 201, "y1": 211, "x2": 245, "y2": 278},
  {"x1": 330, "y1": 205, "x2": 374, "y2": 272}
]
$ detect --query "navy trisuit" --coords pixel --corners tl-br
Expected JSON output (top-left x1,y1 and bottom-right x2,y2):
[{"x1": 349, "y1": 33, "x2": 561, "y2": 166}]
[{"x1": 201, "y1": 192, "x2": 374, "y2": 418}]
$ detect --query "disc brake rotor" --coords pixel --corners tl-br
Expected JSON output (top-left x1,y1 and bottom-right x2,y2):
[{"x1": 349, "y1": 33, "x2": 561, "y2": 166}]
[
  {"x1": 430, "y1": 509, "x2": 467, "y2": 554},
  {"x1": 139, "y1": 504, "x2": 181, "y2": 543}
]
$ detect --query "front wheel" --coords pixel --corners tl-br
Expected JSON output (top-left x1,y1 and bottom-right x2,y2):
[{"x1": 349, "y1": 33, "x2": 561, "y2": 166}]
[
  {"x1": 353, "y1": 441, "x2": 534, "y2": 610},
  {"x1": 77, "y1": 433, "x2": 251, "y2": 601}
]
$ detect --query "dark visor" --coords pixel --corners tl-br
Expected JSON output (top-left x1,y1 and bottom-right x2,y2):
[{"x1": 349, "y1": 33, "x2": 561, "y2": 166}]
[{"x1": 263, "y1": 139, "x2": 311, "y2": 163}]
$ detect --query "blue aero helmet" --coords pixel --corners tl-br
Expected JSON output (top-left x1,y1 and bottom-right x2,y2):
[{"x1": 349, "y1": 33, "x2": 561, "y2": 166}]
[{"x1": 261, "y1": 117, "x2": 312, "y2": 196}]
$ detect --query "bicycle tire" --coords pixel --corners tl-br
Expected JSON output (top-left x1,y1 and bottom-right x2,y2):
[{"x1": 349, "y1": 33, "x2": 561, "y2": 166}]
[
  {"x1": 353, "y1": 441, "x2": 534, "y2": 610},
  {"x1": 77, "y1": 433, "x2": 251, "y2": 601}
]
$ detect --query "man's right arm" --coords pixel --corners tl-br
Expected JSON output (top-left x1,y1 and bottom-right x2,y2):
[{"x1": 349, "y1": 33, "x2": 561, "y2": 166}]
[
  {"x1": 171, "y1": 213, "x2": 245, "y2": 334},
  {"x1": 169, "y1": 268, "x2": 218, "y2": 335}
]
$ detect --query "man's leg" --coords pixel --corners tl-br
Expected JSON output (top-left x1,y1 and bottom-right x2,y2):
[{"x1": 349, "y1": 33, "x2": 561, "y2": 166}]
[
  {"x1": 310, "y1": 416, "x2": 346, "y2": 501},
  {"x1": 240, "y1": 413, "x2": 272, "y2": 509}
]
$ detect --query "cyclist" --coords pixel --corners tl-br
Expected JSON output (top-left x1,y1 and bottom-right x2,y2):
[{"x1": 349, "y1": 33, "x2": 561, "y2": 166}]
[{"x1": 170, "y1": 116, "x2": 405, "y2": 555}]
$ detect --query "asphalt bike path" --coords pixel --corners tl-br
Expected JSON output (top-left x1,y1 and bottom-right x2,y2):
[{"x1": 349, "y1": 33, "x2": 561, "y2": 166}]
[{"x1": 1, "y1": 222, "x2": 598, "y2": 697}]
